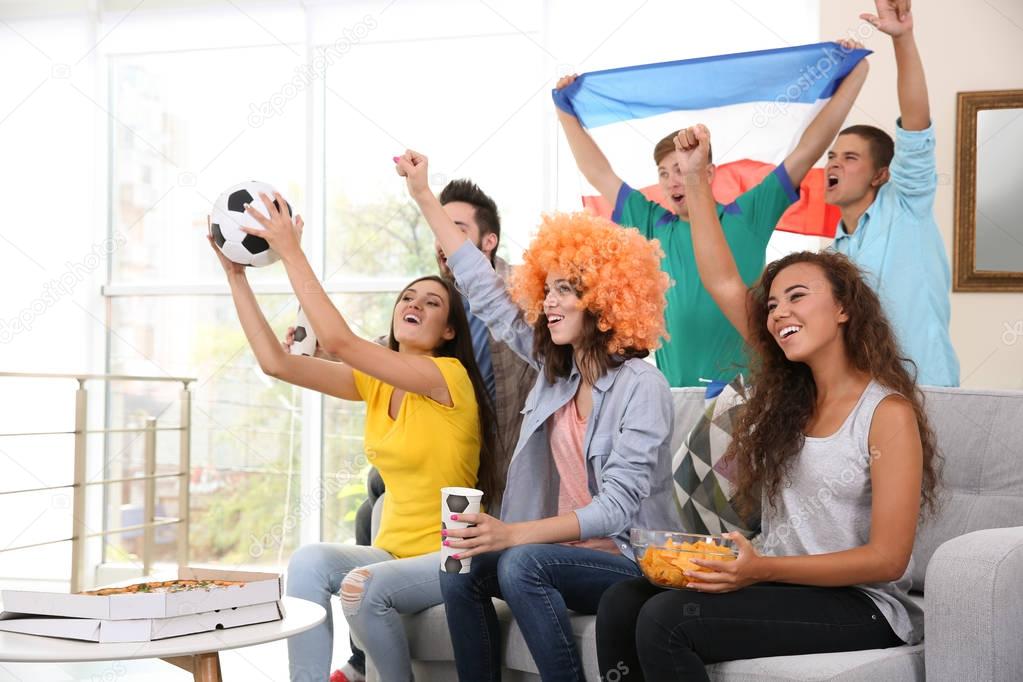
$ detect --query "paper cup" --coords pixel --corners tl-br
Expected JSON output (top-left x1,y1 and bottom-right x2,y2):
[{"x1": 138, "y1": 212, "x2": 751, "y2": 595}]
[
  {"x1": 290, "y1": 306, "x2": 317, "y2": 356},
  {"x1": 440, "y1": 487, "x2": 482, "y2": 574}
]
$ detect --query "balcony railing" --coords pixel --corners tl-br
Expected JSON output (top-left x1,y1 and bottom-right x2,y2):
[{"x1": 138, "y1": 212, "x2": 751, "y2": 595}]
[{"x1": 0, "y1": 371, "x2": 194, "y2": 593}]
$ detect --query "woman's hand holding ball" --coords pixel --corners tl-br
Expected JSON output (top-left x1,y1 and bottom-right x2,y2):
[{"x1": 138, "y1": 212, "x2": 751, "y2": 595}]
[{"x1": 241, "y1": 192, "x2": 305, "y2": 262}]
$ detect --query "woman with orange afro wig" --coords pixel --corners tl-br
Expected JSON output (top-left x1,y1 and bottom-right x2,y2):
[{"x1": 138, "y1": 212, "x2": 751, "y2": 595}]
[{"x1": 397, "y1": 149, "x2": 681, "y2": 682}]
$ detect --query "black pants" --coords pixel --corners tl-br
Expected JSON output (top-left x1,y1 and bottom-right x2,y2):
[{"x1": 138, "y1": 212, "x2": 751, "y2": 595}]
[
  {"x1": 597, "y1": 578, "x2": 904, "y2": 681},
  {"x1": 349, "y1": 467, "x2": 386, "y2": 673}
]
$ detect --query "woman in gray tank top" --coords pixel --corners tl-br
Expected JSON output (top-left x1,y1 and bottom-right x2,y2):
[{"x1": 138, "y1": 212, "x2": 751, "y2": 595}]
[{"x1": 597, "y1": 125, "x2": 941, "y2": 680}]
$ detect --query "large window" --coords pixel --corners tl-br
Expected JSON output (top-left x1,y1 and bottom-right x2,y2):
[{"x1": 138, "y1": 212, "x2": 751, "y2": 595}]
[
  {"x1": 100, "y1": 1, "x2": 556, "y2": 564},
  {"x1": 90, "y1": 0, "x2": 822, "y2": 569}
]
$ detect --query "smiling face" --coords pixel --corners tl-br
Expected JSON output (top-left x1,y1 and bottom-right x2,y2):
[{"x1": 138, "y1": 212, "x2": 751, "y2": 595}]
[
  {"x1": 392, "y1": 279, "x2": 455, "y2": 352},
  {"x1": 543, "y1": 269, "x2": 585, "y2": 347},
  {"x1": 766, "y1": 262, "x2": 848, "y2": 362},
  {"x1": 435, "y1": 201, "x2": 497, "y2": 279},
  {"x1": 657, "y1": 150, "x2": 714, "y2": 220},
  {"x1": 825, "y1": 133, "x2": 889, "y2": 208}
]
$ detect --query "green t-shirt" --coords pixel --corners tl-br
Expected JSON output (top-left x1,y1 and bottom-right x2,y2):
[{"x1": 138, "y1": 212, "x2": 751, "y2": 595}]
[{"x1": 613, "y1": 166, "x2": 799, "y2": 387}]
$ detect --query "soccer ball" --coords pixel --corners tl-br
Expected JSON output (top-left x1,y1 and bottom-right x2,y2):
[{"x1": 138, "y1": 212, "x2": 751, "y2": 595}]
[{"x1": 210, "y1": 180, "x2": 291, "y2": 267}]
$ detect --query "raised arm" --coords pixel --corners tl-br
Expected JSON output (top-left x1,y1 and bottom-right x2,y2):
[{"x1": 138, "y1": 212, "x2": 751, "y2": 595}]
[
  {"x1": 676, "y1": 126, "x2": 752, "y2": 342},
  {"x1": 782, "y1": 42, "x2": 870, "y2": 186},
  {"x1": 395, "y1": 150, "x2": 538, "y2": 367},
  {"x1": 207, "y1": 228, "x2": 359, "y2": 401},
  {"x1": 237, "y1": 198, "x2": 452, "y2": 406},
  {"x1": 861, "y1": 0, "x2": 929, "y2": 130},
  {"x1": 554, "y1": 74, "x2": 624, "y2": 204},
  {"x1": 394, "y1": 150, "x2": 471, "y2": 264}
]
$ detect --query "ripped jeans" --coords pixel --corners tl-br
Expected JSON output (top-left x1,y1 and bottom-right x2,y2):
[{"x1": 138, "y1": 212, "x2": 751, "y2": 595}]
[{"x1": 286, "y1": 543, "x2": 442, "y2": 682}]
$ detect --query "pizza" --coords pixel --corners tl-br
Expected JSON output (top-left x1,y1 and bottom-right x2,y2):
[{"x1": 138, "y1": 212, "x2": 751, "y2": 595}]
[{"x1": 81, "y1": 579, "x2": 246, "y2": 596}]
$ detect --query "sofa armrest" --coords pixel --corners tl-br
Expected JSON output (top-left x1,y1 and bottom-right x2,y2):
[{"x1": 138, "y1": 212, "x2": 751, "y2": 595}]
[{"x1": 924, "y1": 526, "x2": 1023, "y2": 682}]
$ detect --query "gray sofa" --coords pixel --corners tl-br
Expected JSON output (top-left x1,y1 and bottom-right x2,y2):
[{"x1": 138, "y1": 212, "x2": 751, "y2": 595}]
[{"x1": 367, "y1": 386, "x2": 1023, "y2": 681}]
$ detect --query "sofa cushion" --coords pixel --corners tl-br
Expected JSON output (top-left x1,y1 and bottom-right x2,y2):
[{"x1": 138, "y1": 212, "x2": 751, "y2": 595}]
[
  {"x1": 402, "y1": 601, "x2": 925, "y2": 682},
  {"x1": 705, "y1": 644, "x2": 924, "y2": 681},
  {"x1": 912, "y1": 387, "x2": 1023, "y2": 590}
]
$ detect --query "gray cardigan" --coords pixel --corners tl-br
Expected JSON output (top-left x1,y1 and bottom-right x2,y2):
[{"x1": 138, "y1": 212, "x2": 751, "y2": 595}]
[{"x1": 447, "y1": 241, "x2": 681, "y2": 560}]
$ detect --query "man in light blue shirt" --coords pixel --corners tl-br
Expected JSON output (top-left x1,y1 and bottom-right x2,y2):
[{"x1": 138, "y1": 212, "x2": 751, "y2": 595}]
[{"x1": 825, "y1": 1, "x2": 958, "y2": 386}]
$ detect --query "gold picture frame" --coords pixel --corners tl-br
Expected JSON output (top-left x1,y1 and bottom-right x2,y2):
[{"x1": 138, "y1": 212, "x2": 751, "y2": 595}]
[{"x1": 954, "y1": 89, "x2": 1023, "y2": 291}]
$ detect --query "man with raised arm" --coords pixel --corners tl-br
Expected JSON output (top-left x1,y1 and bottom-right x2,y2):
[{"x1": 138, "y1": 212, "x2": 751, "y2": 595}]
[
  {"x1": 825, "y1": 0, "x2": 958, "y2": 385},
  {"x1": 555, "y1": 44, "x2": 869, "y2": 387}
]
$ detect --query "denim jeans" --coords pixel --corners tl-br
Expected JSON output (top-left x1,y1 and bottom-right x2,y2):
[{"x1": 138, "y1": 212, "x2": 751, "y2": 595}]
[
  {"x1": 286, "y1": 543, "x2": 393, "y2": 682},
  {"x1": 438, "y1": 543, "x2": 642, "y2": 682},
  {"x1": 288, "y1": 543, "x2": 446, "y2": 682},
  {"x1": 341, "y1": 551, "x2": 444, "y2": 682}
]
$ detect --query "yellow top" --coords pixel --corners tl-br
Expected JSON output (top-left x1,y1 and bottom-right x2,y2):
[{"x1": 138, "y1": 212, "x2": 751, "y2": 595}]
[{"x1": 353, "y1": 356, "x2": 481, "y2": 558}]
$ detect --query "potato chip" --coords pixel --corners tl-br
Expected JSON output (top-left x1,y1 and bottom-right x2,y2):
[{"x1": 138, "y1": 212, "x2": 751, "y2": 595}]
[{"x1": 637, "y1": 539, "x2": 736, "y2": 589}]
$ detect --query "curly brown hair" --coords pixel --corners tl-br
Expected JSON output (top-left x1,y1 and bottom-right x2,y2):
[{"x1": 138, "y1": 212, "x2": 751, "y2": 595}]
[{"x1": 729, "y1": 251, "x2": 940, "y2": 520}]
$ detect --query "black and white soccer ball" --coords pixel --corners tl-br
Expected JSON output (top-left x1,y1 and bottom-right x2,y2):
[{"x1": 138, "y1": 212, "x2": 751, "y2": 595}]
[{"x1": 210, "y1": 180, "x2": 291, "y2": 267}]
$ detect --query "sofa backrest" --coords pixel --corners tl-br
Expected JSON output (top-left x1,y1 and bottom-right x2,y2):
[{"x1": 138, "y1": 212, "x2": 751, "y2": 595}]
[
  {"x1": 669, "y1": 386, "x2": 1023, "y2": 592},
  {"x1": 910, "y1": 386, "x2": 1023, "y2": 590}
]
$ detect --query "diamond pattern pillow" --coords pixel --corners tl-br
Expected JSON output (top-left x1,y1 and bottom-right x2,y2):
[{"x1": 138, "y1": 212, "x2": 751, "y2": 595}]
[{"x1": 672, "y1": 376, "x2": 760, "y2": 537}]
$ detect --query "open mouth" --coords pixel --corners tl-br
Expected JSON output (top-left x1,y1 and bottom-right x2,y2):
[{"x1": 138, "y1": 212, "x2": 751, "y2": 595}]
[
  {"x1": 826, "y1": 175, "x2": 839, "y2": 189},
  {"x1": 670, "y1": 193, "x2": 685, "y2": 204},
  {"x1": 779, "y1": 325, "x2": 802, "y2": 340},
  {"x1": 402, "y1": 312, "x2": 422, "y2": 325},
  {"x1": 547, "y1": 313, "x2": 565, "y2": 327}
]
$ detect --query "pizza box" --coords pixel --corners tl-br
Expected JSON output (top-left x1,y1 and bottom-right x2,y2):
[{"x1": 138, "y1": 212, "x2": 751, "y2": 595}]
[
  {"x1": 0, "y1": 600, "x2": 283, "y2": 643},
  {"x1": 0, "y1": 568, "x2": 281, "y2": 621}
]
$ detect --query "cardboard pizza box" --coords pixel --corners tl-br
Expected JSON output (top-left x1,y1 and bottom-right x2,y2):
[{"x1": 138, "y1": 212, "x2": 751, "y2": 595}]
[
  {"x1": 0, "y1": 600, "x2": 283, "y2": 643},
  {"x1": 0, "y1": 568, "x2": 281, "y2": 620}
]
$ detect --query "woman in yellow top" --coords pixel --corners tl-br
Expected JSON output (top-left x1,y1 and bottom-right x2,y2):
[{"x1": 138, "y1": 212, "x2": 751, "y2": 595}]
[{"x1": 206, "y1": 195, "x2": 496, "y2": 682}]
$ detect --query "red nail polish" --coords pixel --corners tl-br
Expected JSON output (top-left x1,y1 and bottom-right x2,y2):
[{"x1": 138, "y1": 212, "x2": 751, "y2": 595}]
[
  {"x1": 392, "y1": 156, "x2": 399, "y2": 163},
  {"x1": 452, "y1": 554, "x2": 460, "y2": 560},
  {"x1": 443, "y1": 540, "x2": 449, "y2": 547},
  {"x1": 451, "y1": 514, "x2": 459, "y2": 521}
]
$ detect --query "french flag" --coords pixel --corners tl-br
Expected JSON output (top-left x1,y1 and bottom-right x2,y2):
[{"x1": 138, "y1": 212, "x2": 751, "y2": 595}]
[{"x1": 553, "y1": 42, "x2": 871, "y2": 238}]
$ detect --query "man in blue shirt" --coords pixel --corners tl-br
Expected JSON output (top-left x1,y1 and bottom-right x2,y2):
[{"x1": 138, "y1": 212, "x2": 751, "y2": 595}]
[{"x1": 826, "y1": 0, "x2": 959, "y2": 386}]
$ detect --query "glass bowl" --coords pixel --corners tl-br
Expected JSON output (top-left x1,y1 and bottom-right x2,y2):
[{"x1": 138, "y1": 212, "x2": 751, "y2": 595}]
[{"x1": 630, "y1": 529, "x2": 738, "y2": 589}]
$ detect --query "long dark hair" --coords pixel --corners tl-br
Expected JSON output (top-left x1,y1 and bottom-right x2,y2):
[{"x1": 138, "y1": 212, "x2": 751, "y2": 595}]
[
  {"x1": 729, "y1": 251, "x2": 940, "y2": 519},
  {"x1": 387, "y1": 275, "x2": 500, "y2": 504}
]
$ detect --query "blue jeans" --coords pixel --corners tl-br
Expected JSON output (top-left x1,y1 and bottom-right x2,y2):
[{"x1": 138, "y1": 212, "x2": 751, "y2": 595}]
[
  {"x1": 288, "y1": 544, "x2": 445, "y2": 682},
  {"x1": 286, "y1": 543, "x2": 392, "y2": 682},
  {"x1": 438, "y1": 543, "x2": 642, "y2": 682}
]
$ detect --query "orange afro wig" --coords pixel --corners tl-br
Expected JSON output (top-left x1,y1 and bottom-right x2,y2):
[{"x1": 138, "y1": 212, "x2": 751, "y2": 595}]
[{"x1": 509, "y1": 211, "x2": 670, "y2": 354}]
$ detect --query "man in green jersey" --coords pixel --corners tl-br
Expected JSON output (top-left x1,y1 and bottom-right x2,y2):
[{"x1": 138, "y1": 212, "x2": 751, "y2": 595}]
[{"x1": 555, "y1": 48, "x2": 869, "y2": 386}]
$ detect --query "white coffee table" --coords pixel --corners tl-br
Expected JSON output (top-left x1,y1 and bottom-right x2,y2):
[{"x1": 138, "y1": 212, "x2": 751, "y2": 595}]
[{"x1": 0, "y1": 595, "x2": 325, "y2": 681}]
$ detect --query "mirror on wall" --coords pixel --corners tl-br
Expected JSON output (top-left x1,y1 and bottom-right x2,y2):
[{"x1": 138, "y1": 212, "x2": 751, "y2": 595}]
[{"x1": 954, "y1": 90, "x2": 1023, "y2": 291}]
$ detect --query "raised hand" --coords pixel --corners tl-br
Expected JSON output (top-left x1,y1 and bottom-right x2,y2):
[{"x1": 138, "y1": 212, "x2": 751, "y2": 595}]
[
  {"x1": 861, "y1": 0, "x2": 913, "y2": 37},
  {"x1": 394, "y1": 149, "x2": 430, "y2": 198},
  {"x1": 241, "y1": 192, "x2": 305, "y2": 260},
  {"x1": 835, "y1": 37, "x2": 865, "y2": 52},
  {"x1": 207, "y1": 216, "x2": 246, "y2": 277},
  {"x1": 555, "y1": 73, "x2": 579, "y2": 90},
  {"x1": 282, "y1": 326, "x2": 297, "y2": 354},
  {"x1": 673, "y1": 124, "x2": 712, "y2": 180},
  {"x1": 282, "y1": 326, "x2": 332, "y2": 359}
]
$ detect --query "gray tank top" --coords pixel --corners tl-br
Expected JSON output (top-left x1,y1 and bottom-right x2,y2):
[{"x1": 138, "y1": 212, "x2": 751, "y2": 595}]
[{"x1": 759, "y1": 380, "x2": 924, "y2": 644}]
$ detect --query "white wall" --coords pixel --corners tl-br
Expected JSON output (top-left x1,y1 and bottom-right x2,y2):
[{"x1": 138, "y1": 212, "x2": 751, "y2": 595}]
[{"x1": 821, "y1": 1, "x2": 1023, "y2": 389}]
